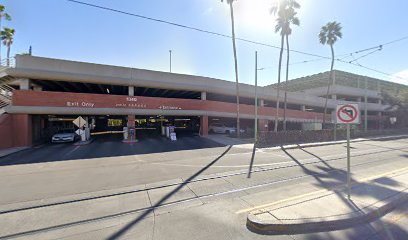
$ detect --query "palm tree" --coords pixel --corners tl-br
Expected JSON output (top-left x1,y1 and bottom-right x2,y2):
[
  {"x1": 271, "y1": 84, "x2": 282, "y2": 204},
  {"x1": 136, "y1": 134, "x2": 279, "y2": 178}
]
[
  {"x1": 282, "y1": 3, "x2": 300, "y2": 131},
  {"x1": 221, "y1": 0, "x2": 241, "y2": 137},
  {"x1": 1, "y1": 27, "x2": 15, "y2": 66},
  {"x1": 319, "y1": 21, "x2": 342, "y2": 126},
  {"x1": 0, "y1": 4, "x2": 11, "y2": 64},
  {"x1": 271, "y1": 0, "x2": 300, "y2": 132}
]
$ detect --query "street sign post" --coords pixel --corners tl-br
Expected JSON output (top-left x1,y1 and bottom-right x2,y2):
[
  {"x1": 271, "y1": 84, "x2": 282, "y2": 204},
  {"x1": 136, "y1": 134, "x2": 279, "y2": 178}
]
[{"x1": 335, "y1": 103, "x2": 360, "y2": 199}]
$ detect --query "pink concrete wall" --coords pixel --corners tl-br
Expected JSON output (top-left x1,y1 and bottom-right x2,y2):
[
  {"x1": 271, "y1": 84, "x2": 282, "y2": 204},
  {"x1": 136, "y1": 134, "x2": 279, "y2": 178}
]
[
  {"x1": 0, "y1": 114, "x2": 32, "y2": 150},
  {"x1": 0, "y1": 114, "x2": 13, "y2": 149},
  {"x1": 12, "y1": 90, "x2": 333, "y2": 121}
]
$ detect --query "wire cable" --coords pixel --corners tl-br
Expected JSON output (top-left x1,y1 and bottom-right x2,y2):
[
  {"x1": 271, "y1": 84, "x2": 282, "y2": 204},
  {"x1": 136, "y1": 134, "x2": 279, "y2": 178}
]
[{"x1": 66, "y1": 0, "x2": 407, "y2": 81}]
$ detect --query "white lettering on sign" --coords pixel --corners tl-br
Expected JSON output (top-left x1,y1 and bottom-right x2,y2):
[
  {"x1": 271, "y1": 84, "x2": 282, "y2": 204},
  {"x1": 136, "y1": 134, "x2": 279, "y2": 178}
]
[
  {"x1": 81, "y1": 102, "x2": 95, "y2": 107},
  {"x1": 159, "y1": 106, "x2": 182, "y2": 110},
  {"x1": 66, "y1": 101, "x2": 79, "y2": 107},
  {"x1": 128, "y1": 103, "x2": 147, "y2": 108},
  {"x1": 115, "y1": 103, "x2": 147, "y2": 108},
  {"x1": 126, "y1": 97, "x2": 138, "y2": 102},
  {"x1": 66, "y1": 101, "x2": 95, "y2": 108}
]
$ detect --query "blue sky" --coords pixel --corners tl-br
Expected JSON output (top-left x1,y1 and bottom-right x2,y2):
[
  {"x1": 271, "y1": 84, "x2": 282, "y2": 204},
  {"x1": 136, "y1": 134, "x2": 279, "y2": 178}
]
[{"x1": 4, "y1": 0, "x2": 408, "y2": 86}]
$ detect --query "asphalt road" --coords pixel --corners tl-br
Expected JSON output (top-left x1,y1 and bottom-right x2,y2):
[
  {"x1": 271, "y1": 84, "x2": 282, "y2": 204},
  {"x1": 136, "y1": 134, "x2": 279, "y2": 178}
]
[
  {"x1": 0, "y1": 135, "x2": 407, "y2": 239},
  {"x1": 0, "y1": 131, "x2": 223, "y2": 165}
]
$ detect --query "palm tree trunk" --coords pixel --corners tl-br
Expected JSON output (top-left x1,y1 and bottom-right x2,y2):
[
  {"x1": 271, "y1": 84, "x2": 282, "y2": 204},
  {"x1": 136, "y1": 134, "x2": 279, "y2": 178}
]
[
  {"x1": 0, "y1": 18, "x2": 2, "y2": 64},
  {"x1": 229, "y1": 2, "x2": 240, "y2": 138},
  {"x1": 6, "y1": 45, "x2": 10, "y2": 67},
  {"x1": 322, "y1": 44, "x2": 335, "y2": 127},
  {"x1": 283, "y1": 34, "x2": 290, "y2": 131},
  {"x1": 274, "y1": 34, "x2": 285, "y2": 132}
]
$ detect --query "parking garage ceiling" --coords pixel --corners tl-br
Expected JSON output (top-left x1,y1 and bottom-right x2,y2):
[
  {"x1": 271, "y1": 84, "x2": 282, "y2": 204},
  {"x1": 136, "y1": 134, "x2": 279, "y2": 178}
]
[{"x1": 32, "y1": 79, "x2": 201, "y2": 99}]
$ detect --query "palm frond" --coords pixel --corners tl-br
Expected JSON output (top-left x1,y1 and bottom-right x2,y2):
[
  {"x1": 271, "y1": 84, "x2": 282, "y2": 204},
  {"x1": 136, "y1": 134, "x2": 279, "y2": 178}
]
[
  {"x1": 1, "y1": 27, "x2": 15, "y2": 47},
  {"x1": 221, "y1": 0, "x2": 235, "y2": 4},
  {"x1": 272, "y1": 0, "x2": 300, "y2": 36},
  {"x1": 319, "y1": 21, "x2": 343, "y2": 45}
]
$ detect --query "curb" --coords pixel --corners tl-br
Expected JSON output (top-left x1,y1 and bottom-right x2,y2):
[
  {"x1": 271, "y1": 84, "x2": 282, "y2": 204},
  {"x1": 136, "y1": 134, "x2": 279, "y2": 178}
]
[
  {"x1": 0, "y1": 147, "x2": 30, "y2": 158},
  {"x1": 246, "y1": 191, "x2": 408, "y2": 235},
  {"x1": 260, "y1": 134, "x2": 408, "y2": 151}
]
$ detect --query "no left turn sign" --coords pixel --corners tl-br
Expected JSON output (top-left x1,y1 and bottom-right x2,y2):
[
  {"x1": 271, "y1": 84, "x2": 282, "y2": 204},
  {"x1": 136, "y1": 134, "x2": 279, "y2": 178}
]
[{"x1": 336, "y1": 103, "x2": 360, "y2": 124}]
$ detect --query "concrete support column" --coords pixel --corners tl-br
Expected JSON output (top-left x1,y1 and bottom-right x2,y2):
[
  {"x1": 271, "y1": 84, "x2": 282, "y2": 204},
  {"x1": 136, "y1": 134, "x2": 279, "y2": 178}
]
[
  {"x1": 127, "y1": 115, "x2": 135, "y2": 127},
  {"x1": 260, "y1": 99, "x2": 265, "y2": 107},
  {"x1": 378, "y1": 111, "x2": 383, "y2": 130},
  {"x1": 19, "y1": 79, "x2": 31, "y2": 90},
  {"x1": 300, "y1": 105, "x2": 306, "y2": 111},
  {"x1": 200, "y1": 115, "x2": 208, "y2": 136},
  {"x1": 201, "y1": 91, "x2": 207, "y2": 100},
  {"x1": 331, "y1": 94, "x2": 337, "y2": 100},
  {"x1": 128, "y1": 86, "x2": 134, "y2": 96},
  {"x1": 124, "y1": 115, "x2": 136, "y2": 141}
]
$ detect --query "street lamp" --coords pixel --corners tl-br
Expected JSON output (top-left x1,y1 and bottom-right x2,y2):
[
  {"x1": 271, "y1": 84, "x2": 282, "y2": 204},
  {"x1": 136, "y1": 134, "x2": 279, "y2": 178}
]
[{"x1": 169, "y1": 50, "x2": 172, "y2": 73}]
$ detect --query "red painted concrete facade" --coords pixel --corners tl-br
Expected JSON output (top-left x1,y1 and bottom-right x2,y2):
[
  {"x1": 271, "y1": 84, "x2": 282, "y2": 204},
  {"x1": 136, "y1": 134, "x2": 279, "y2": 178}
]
[
  {"x1": 0, "y1": 114, "x2": 32, "y2": 150},
  {"x1": 200, "y1": 116, "x2": 209, "y2": 136},
  {"x1": 11, "y1": 90, "x2": 330, "y2": 121}
]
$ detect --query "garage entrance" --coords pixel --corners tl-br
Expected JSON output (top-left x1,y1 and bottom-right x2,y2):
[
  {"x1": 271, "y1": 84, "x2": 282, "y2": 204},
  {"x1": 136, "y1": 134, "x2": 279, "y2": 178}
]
[{"x1": 32, "y1": 114, "x2": 201, "y2": 144}]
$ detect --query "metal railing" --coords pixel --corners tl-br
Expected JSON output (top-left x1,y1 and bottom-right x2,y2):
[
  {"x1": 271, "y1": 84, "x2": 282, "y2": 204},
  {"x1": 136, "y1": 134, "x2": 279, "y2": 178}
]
[
  {"x1": 257, "y1": 128, "x2": 408, "y2": 147},
  {"x1": 0, "y1": 57, "x2": 16, "y2": 114},
  {"x1": 0, "y1": 57, "x2": 15, "y2": 68}
]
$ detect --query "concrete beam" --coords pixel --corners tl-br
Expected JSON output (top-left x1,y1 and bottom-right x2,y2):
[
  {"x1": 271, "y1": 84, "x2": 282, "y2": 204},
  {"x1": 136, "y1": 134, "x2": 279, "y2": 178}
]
[{"x1": 128, "y1": 86, "x2": 134, "y2": 96}]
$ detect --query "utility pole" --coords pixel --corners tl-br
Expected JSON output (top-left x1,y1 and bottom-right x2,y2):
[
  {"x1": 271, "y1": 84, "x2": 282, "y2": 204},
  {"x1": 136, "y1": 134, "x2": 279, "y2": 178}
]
[
  {"x1": 346, "y1": 122, "x2": 351, "y2": 199},
  {"x1": 169, "y1": 50, "x2": 172, "y2": 73},
  {"x1": 254, "y1": 51, "x2": 258, "y2": 143},
  {"x1": 364, "y1": 76, "x2": 368, "y2": 132}
]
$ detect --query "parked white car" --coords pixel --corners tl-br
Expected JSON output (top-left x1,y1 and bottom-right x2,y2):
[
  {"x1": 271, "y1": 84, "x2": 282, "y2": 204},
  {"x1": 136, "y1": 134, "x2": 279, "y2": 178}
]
[
  {"x1": 209, "y1": 123, "x2": 244, "y2": 134},
  {"x1": 51, "y1": 129, "x2": 78, "y2": 143}
]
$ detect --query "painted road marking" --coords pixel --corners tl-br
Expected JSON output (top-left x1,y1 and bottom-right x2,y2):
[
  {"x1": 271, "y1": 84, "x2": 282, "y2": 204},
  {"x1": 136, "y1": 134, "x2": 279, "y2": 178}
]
[{"x1": 236, "y1": 166, "x2": 408, "y2": 214}]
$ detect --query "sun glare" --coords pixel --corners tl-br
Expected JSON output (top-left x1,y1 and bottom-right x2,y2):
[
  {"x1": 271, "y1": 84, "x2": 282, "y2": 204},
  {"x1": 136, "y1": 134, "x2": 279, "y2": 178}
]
[{"x1": 236, "y1": 0, "x2": 277, "y2": 29}]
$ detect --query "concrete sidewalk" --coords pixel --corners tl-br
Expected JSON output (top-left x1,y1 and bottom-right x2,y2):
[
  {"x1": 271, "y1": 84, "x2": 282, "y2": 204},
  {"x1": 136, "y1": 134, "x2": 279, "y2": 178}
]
[
  {"x1": 0, "y1": 147, "x2": 29, "y2": 158},
  {"x1": 205, "y1": 134, "x2": 254, "y2": 146},
  {"x1": 247, "y1": 167, "x2": 408, "y2": 235}
]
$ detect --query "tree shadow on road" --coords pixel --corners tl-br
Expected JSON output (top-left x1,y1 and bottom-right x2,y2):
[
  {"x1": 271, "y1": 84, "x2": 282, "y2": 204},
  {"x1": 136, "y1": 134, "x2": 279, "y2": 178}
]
[
  {"x1": 106, "y1": 144, "x2": 233, "y2": 240},
  {"x1": 278, "y1": 146, "x2": 408, "y2": 239},
  {"x1": 247, "y1": 143, "x2": 257, "y2": 178}
]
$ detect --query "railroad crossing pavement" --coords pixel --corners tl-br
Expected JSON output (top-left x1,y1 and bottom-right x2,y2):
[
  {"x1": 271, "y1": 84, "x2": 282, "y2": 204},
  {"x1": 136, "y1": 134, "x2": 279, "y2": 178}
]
[{"x1": 0, "y1": 136, "x2": 407, "y2": 239}]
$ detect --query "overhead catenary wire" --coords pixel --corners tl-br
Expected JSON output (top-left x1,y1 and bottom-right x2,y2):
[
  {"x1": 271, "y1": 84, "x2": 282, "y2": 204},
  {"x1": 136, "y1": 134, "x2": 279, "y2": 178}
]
[
  {"x1": 349, "y1": 46, "x2": 382, "y2": 63},
  {"x1": 66, "y1": 0, "x2": 408, "y2": 81}
]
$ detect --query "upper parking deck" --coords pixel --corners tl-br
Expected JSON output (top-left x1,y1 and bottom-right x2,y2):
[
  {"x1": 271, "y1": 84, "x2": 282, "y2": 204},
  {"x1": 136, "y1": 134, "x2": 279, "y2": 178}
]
[{"x1": 3, "y1": 55, "x2": 390, "y2": 112}]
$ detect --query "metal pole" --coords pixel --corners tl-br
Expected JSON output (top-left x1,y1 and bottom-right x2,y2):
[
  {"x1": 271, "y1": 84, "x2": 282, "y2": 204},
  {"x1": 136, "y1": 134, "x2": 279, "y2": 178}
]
[
  {"x1": 347, "y1": 123, "x2": 351, "y2": 199},
  {"x1": 255, "y1": 51, "x2": 258, "y2": 143},
  {"x1": 169, "y1": 50, "x2": 172, "y2": 73},
  {"x1": 364, "y1": 77, "x2": 368, "y2": 132}
]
